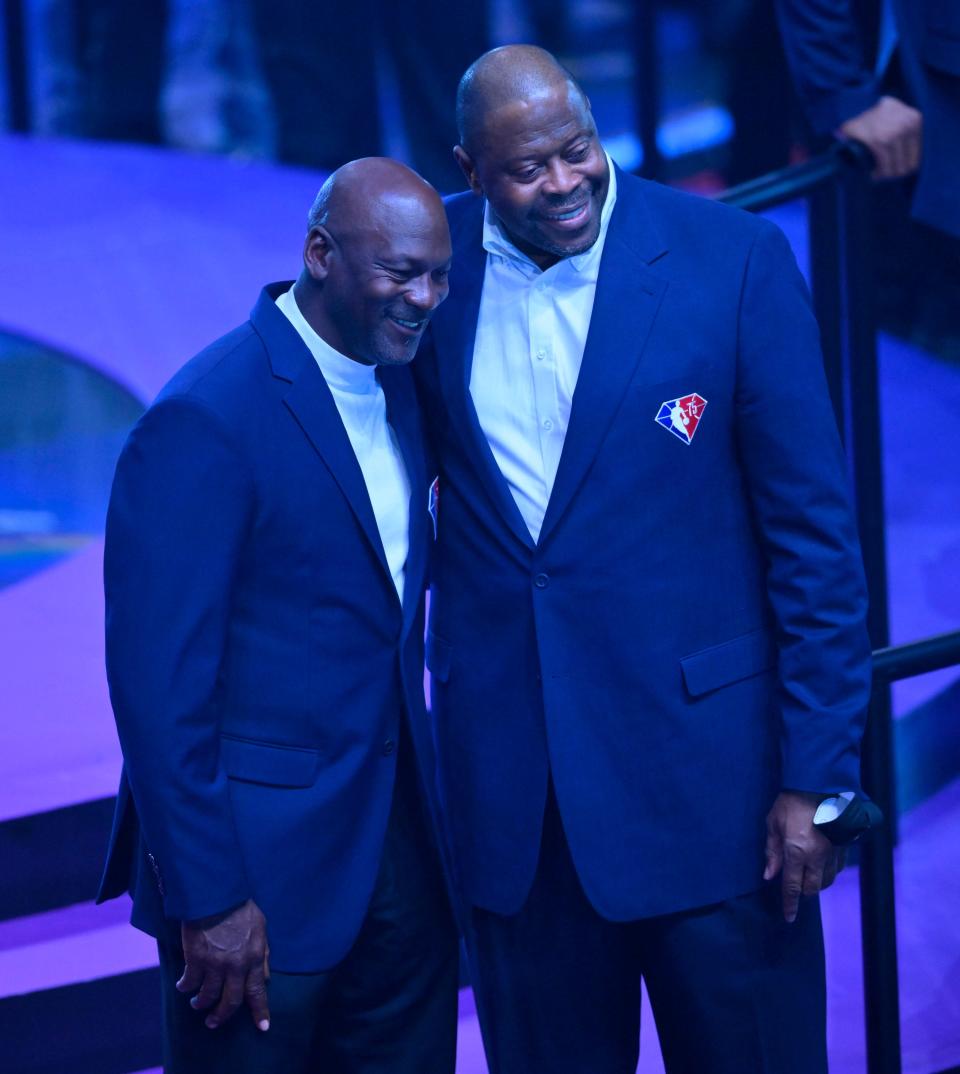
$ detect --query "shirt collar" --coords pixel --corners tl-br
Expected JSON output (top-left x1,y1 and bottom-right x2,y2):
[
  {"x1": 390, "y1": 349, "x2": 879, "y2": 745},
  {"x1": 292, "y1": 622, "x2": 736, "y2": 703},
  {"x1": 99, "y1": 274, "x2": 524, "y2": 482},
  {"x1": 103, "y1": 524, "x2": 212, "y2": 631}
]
[
  {"x1": 276, "y1": 287, "x2": 378, "y2": 395},
  {"x1": 481, "y1": 150, "x2": 618, "y2": 277}
]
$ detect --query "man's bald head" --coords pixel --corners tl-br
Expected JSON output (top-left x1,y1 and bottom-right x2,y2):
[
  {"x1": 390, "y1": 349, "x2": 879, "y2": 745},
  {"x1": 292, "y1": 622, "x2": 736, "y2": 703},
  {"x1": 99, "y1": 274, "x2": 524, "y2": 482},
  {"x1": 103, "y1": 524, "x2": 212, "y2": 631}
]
[
  {"x1": 456, "y1": 45, "x2": 585, "y2": 155},
  {"x1": 307, "y1": 156, "x2": 443, "y2": 236},
  {"x1": 452, "y1": 46, "x2": 609, "y2": 271},
  {"x1": 296, "y1": 157, "x2": 451, "y2": 368}
]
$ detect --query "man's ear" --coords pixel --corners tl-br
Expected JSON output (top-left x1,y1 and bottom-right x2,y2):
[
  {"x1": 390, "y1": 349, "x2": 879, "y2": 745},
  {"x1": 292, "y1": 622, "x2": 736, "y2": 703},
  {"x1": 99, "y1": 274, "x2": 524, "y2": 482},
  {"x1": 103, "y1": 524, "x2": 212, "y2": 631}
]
[
  {"x1": 303, "y1": 226, "x2": 334, "y2": 282},
  {"x1": 454, "y1": 146, "x2": 483, "y2": 197}
]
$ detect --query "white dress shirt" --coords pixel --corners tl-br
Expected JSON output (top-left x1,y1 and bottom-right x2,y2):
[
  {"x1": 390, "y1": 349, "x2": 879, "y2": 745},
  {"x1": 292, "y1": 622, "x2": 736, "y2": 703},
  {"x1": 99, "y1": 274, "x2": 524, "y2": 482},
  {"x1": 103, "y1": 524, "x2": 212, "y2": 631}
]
[
  {"x1": 469, "y1": 155, "x2": 618, "y2": 541},
  {"x1": 276, "y1": 288, "x2": 410, "y2": 604}
]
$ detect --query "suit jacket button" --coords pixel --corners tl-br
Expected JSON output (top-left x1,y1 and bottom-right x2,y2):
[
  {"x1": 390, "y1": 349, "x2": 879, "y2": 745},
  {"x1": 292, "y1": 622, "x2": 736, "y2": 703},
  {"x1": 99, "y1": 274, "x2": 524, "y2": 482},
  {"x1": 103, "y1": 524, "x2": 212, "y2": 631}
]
[
  {"x1": 383, "y1": 739, "x2": 395, "y2": 756},
  {"x1": 534, "y1": 573, "x2": 550, "y2": 589}
]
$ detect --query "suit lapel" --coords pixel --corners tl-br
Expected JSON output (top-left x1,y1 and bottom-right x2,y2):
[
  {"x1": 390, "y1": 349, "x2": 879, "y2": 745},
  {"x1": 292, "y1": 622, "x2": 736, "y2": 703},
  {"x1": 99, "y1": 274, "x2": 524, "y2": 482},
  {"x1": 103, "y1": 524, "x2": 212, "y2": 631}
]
[
  {"x1": 380, "y1": 367, "x2": 428, "y2": 635},
  {"x1": 251, "y1": 288, "x2": 394, "y2": 586},
  {"x1": 430, "y1": 204, "x2": 536, "y2": 551},
  {"x1": 538, "y1": 176, "x2": 669, "y2": 546}
]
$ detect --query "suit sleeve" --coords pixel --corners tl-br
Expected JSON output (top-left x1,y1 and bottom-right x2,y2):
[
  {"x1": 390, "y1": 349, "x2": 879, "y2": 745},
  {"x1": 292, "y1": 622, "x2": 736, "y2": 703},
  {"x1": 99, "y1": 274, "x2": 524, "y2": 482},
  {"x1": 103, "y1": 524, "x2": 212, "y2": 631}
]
[
  {"x1": 411, "y1": 328, "x2": 442, "y2": 482},
  {"x1": 104, "y1": 395, "x2": 254, "y2": 922},
  {"x1": 775, "y1": 0, "x2": 882, "y2": 133},
  {"x1": 735, "y1": 218, "x2": 872, "y2": 795}
]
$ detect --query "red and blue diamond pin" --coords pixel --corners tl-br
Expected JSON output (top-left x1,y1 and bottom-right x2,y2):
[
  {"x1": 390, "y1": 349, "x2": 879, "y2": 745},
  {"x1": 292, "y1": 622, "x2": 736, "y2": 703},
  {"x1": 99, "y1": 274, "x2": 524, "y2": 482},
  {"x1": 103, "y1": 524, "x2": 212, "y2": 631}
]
[{"x1": 655, "y1": 393, "x2": 708, "y2": 445}]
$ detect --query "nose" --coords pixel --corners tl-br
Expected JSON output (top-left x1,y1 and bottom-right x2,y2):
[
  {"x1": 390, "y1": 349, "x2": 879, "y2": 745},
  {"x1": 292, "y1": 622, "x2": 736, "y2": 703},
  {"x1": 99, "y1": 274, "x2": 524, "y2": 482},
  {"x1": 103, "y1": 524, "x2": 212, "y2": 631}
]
[
  {"x1": 542, "y1": 159, "x2": 580, "y2": 198},
  {"x1": 405, "y1": 273, "x2": 447, "y2": 312}
]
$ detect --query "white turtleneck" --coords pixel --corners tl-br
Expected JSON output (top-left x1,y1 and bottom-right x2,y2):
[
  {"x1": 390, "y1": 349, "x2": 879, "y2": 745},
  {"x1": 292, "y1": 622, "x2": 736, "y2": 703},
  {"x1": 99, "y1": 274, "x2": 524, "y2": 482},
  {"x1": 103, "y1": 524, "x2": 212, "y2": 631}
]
[{"x1": 276, "y1": 287, "x2": 410, "y2": 604}]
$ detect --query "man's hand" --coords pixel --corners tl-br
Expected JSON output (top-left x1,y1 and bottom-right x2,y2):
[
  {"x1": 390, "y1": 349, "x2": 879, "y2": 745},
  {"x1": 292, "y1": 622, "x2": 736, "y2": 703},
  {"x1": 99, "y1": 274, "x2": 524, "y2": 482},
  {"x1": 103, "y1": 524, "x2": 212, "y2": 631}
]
[
  {"x1": 838, "y1": 95, "x2": 923, "y2": 179},
  {"x1": 176, "y1": 898, "x2": 271, "y2": 1031},
  {"x1": 763, "y1": 792, "x2": 846, "y2": 923}
]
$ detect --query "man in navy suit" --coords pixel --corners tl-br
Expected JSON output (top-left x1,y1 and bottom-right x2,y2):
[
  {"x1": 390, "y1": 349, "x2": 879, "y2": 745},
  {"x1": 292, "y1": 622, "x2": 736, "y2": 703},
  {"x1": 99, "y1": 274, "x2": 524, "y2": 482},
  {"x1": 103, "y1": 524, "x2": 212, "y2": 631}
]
[
  {"x1": 776, "y1": 0, "x2": 960, "y2": 239},
  {"x1": 98, "y1": 158, "x2": 457, "y2": 1072},
  {"x1": 415, "y1": 46, "x2": 872, "y2": 1072}
]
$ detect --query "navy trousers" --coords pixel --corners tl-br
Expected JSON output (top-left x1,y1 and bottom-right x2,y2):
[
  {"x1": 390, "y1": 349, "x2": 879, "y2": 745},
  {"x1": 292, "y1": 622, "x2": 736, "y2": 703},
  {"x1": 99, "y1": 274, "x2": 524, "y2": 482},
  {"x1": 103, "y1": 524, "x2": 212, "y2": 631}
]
[
  {"x1": 469, "y1": 784, "x2": 828, "y2": 1074},
  {"x1": 158, "y1": 730, "x2": 459, "y2": 1074}
]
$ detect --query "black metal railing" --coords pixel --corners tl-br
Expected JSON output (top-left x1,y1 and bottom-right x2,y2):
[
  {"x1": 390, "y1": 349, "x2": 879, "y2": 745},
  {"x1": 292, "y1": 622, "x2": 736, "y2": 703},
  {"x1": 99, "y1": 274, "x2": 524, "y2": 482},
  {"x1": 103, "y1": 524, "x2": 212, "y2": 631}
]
[
  {"x1": 872, "y1": 630, "x2": 960, "y2": 684},
  {"x1": 865, "y1": 629, "x2": 960, "y2": 1074},
  {"x1": 719, "y1": 143, "x2": 960, "y2": 1074},
  {"x1": 2, "y1": 0, "x2": 29, "y2": 133}
]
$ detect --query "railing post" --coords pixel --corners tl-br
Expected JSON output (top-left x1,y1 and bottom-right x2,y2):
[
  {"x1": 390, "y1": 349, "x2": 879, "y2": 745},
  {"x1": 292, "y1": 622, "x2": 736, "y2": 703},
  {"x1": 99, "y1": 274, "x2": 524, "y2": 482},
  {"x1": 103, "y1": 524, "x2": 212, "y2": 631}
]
[
  {"x1": 838, "y1": 152, "x2": 902, "y2": 1074},
  {"x1": 631, "y1": 0, "x2": 662, "y2": 180},
  {"x1": 808, "y1": 181, "x2": 845, "y2": 438},
  {"x1": 2, "y1": 0, "x2": 30, "y2": 132}
]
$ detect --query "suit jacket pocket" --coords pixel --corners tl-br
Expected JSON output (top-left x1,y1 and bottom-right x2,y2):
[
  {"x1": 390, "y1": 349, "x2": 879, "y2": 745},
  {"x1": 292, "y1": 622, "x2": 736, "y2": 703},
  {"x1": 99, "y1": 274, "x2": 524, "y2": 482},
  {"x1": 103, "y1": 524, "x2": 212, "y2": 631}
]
[
  {"x1": 426, "y1": 632, "x2": 452, "y2": 683},
  {"x1": 220, "y1": 734, "x2": 320, "y2": 787},
  {"x1": 680, "y1": 628, "x2": 776, "y2": 698}
]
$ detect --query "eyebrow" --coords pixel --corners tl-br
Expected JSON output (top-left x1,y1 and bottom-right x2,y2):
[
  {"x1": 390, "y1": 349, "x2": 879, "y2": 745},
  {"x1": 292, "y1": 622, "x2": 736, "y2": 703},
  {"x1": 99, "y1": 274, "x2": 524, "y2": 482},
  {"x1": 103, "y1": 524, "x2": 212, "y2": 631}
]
[
  {"x1": 376, "y1": 257, "x2": 452, "y2": 272},
  {"x1": 505, "y1": 130, "x2": 594, "y2": 166}
]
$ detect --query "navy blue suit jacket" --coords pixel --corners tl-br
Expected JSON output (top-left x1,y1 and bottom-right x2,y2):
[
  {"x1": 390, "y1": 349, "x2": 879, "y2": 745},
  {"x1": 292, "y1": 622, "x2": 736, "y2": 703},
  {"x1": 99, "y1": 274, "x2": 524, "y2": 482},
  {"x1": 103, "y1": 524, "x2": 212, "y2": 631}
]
[
  {"x1": 414, "y1": 171, "x2": 872, "y2": 921},
  {"x1": 777, "y1": 0, "x2": 960, "y2": 237},
  {"x1": 98, "y1": 285, "x2": 437, "y2": 972}
]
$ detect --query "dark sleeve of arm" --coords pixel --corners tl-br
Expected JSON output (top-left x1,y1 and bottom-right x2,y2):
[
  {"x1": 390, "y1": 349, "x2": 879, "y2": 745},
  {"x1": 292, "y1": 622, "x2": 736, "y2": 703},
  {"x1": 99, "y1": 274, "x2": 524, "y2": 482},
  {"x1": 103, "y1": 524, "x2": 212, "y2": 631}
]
[
  {"x1": 104, "y1": 396, "x2": 254, "y2": 922},
  {"x1": 735, "y1": 219, "x2": 872, "y2": 795},
  {"x1": 775, "y1": 0, "x2": 882, "y2": 132},
  {"x1": 412, "y1": 329, "x2": 442, "y2": 481},
  {"x1": 412, "y1": 331, "x2": 442, "y2": 589}
]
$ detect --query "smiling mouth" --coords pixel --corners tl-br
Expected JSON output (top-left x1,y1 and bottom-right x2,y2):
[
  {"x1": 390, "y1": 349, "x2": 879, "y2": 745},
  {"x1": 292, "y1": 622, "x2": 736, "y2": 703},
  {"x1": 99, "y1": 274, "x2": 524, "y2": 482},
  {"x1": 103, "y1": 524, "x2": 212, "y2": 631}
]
[
  {"x1": 388, "y1": 314, "x2": 428, "y2": 335},
  {"x1": 539, "y1": 201, "x2": 590, "y2": 227}
]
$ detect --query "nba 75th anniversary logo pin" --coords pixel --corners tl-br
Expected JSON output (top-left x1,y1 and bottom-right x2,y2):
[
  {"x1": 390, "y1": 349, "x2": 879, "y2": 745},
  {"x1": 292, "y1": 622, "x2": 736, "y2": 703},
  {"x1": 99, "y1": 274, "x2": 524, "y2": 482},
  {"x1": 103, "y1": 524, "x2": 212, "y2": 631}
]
[{"x1": 655, "y1": 393, "x2": 708, "y2": 445}]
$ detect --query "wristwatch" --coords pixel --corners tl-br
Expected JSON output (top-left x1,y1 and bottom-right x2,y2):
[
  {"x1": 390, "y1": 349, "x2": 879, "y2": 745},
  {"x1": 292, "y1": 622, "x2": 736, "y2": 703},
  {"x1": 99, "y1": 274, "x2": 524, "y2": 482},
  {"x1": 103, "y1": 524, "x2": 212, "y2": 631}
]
[{"x1": 813, "y1": 792, "x2": 883, "y2": 846}]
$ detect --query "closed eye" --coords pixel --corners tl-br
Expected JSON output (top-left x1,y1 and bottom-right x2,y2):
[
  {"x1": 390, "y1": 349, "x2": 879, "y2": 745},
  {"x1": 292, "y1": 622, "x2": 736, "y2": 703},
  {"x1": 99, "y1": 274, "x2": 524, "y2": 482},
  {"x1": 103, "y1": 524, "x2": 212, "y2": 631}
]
[
  {"x1": 512, "y1": 165, "x2": 542, "y2": 181},
  {"x1": 378, "y1": 265, "x2": 416, "y2": 282}
]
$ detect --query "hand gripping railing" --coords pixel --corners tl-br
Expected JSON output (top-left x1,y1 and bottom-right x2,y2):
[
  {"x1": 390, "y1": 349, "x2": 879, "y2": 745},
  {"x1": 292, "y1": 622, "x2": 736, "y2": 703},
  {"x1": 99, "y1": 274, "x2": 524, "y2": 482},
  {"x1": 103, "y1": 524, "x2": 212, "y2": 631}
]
[{"x1": 720, "y1": 142, "x2": 960, "y2": 1074}]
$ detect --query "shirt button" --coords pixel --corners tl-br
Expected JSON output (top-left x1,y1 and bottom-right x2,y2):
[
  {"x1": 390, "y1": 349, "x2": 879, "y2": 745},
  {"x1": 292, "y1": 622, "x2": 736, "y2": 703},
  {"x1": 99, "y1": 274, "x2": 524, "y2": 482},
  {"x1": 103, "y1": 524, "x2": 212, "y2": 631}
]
[
  {"x1": 536, "y1": 348, "x2": 546, "y2": 360},
  {"x1": 534, "y1": 573, "x2": 550, "y2": 589},
  {"x1": 382, "y1": 739, "x2": 395, "y2": 756},
  {"x1": 543, "y1": 419, "x2": 553, "y2": 431}
]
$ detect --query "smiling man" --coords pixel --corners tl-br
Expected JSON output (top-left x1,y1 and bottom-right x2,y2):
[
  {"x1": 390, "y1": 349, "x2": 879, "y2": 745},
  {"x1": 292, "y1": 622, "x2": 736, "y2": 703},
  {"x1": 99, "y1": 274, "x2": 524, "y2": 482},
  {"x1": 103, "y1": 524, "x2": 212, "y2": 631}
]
[
  {"x1": 414, "y1": 46, "x2": 873, "y2": 1073},
  {"x1": 98, "y1": 158, "x2": 457, "y2": 1073}
]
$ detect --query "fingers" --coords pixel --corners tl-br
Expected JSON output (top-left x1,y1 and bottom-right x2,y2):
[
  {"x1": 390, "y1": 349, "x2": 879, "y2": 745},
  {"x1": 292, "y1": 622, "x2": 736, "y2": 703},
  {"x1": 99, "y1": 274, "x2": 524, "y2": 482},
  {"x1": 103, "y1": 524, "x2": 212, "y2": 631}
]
[
  {"x1": 802, "y1": 858, "x2": 825, "y2": 897},
  {"x1": 189, "y1": 969, "x2": 225, "y2": 1013},
  {"x1": 182, "y1": 961, "x2": 271, "y2": 1031},
  {"x1": 202, "y1": 968, "x2": 246, "y2": 1030},
  {"x1": 886, "y1": 134, "x2": 910, "y2": 179},
  {"x1": 245, "y1": 961, "x2": 272, "y2": 1032},
  {"x1": 838, "y1": 96, "x2": 923, "y2": 179},
  {"x1": 872, "y1": 142, "x2": 897, "y2": 180},
  {"x1": 763, "y1": 823, "x2": 783, "y2": 882},
  {"x1": 820, "y1": 847, "x2": 847, "y2": 890},
  {"x1": 781, "y1": 849, "x2": 805, "y2": 923},
  {"x1": 786, "y1": 838, "x2": 840, "y2": 916},
  {"x1": 176, "y1": 902, "x2": 272, "y2": 1030},
  {"x1": 890, "y1": 107, "x2": 922, "y2": 175},
  {"x1": 176, "y1": 958, "x2": 204, "y2": 995}
]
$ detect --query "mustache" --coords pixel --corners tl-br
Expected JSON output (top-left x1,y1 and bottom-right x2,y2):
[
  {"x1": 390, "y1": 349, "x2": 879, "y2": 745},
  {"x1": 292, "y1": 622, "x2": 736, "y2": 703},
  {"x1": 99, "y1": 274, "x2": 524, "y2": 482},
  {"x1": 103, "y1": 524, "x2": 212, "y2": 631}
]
[
  {"x1": 538, "y1": 188, "x2": 590, "y2": 211},
  {"x1": 386, "y1": 307, "x2": 431, "y2": 325}
]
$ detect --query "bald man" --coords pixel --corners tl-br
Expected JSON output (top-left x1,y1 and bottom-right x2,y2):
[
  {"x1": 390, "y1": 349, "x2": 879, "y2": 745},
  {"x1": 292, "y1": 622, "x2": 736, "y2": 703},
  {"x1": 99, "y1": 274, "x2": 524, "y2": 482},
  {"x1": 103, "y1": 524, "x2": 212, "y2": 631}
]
[
  {"x1": 98, "y1": 159, "x2": 458, "y2": 1073},
  {"x1": 415, "y1": 47, "x2": 872, "y2": 1073}
]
